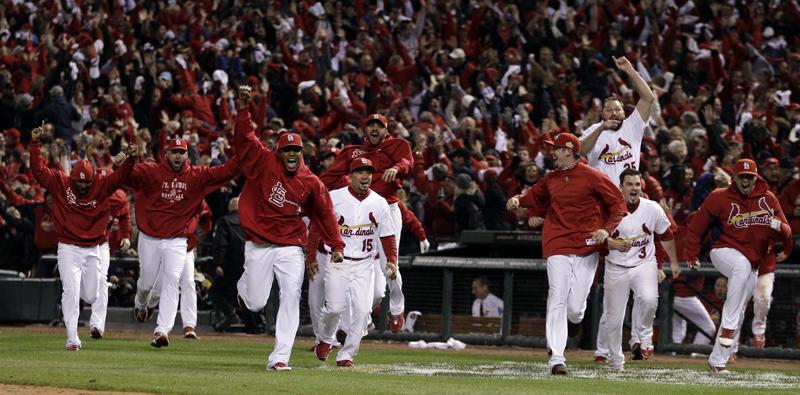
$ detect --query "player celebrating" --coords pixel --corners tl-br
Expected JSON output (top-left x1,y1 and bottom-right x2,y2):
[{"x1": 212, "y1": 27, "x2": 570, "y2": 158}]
[
  {"x1": 235, "y1": 85, "x2": 345, "y2": 371},
  {"x1": 126, "y1": 137, "x2": 239, "y2": 348},
  {"x1": 579, "y1": 56, "x2": 656, "y2": 182},
  {"x1": 309, "y1": 157, "x2": 397, "y2": 367},
  {"x1": 685, "y1": 159, "x2": 792, "y2": 373},
  {"x1": 320, "y1": 113, "x2": 413, "y2": 332},
  {"x1": 506, "y1": 133, "x2": 626, "y2": 375},
  {"x1": 602, "y1": 169, "x2": 681, "y2": 371},
  {"x1": 29, "y1": 124, "x2": 137, "y2": 351}
]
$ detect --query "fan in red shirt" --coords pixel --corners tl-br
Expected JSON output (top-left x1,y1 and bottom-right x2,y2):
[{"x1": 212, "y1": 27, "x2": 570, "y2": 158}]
[
  {"x1": 29, "y1": 124, "x2": 138, "y2": 352},
  {"x1": 506, "y1": 132, "x2": 625, "y2": 375},
  {"x1": 320, "y1": 113, "x2": 415, "y2": 332},
  {"x1": 234, "y1": 85, "x2": 344, "y2": 371},
  {"x1": 125, "y1": 136, "x2": 239, "y2": 348},
  {"x1": 685, "y1": 159, "x2": 792, "y2": 373}
]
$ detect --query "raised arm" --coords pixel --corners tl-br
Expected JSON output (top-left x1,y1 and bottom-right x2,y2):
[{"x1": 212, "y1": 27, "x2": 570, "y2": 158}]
[
  {"x1": 200, "y1": 156, "x2": 240, "y2": 193},
  {"x1": 768, "y1": 192, "x2": 793, "y2": 258},
  {"x1": 103, "y1": 144, "x2": 138, "y2": 193},
  {"x1": 234, "y1": 85, "x2": 269, "y2": 179},
  {"x1": 29, "y1": 125, "x2": 59, "y2": 190},
  {"x1": 613, "y1": 56, "x2": 656, "y2": 121}
]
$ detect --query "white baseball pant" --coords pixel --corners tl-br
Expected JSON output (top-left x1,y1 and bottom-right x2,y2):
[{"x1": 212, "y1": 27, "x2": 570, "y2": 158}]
[
  {"x1": 152, "y1": 249, "x2": 198, "y2": 329},
  {"x1": 237, "y1": 242, "x2": 304, "y2": 367},
  {"x1": 708, "y1": 247, "x2": 757, "y2": 368},
  {"x1": 58, "y1": 242, "x2": 102, "y2": 348},
  {"x1": 374, "y1": 202, "x2": 404, "y2": 315},
  {"x1": 603, "y1": 261, "x2": 658, "y2": 369},
  {"x1": 135, "y1": 233, "x2": 188, "y2": 335},
  {"x1": 308, "y1": 250, "x2": 330, "y2": 343},
  {"x1": 318, "y1": 256, "x2": 375, "y2": 362},
  {"x1": 672, "y1": 296, "x2": 716, "y2": 345},
  {"x1": 89, "y1": 242, "x2": 111, "y2": 335},
  {"x1": 546, "y1": 253, "x2": 599, "y2": 368},
  {"x1": 751, "y1": 272, "x2": 774, "y2": 336},
  {"x1": 595, "y1": 297, "x2": 650, "y2": 357}
]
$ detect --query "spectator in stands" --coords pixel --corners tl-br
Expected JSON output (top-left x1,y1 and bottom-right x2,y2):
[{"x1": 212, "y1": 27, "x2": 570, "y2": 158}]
[
  {"x1": 453, "y1": 173, "x2": 485, "y2": 234},
  {"x1": 34, "y1": 86, "x2": 80, "y2": 143},
  {"x1": 471, "y1": 276, "x2": 503, "y2": 318}
]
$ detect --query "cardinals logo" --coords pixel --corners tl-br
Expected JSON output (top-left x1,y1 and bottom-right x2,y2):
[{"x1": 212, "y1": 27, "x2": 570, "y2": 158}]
[
  {"x1": 338, "y1": 215, "x2": 345, "y2": 226},
  {"x1": 269, "y1": 182, "x2": 287, "y2": 207},
  {"x1": 368, "y1": 212, "x2": 378, "y2": 227},
  {"x1": 642, "y1": 223, "x2": 651, "y2": 235},
  {"x1": 351, "y1": 148, "x2": 366, "y2": 159},
  {"x1": 598, "y1": 140, "x2": 634, "y2": 165},
  {"x1": 727, "y1": 197, "x2": 774, "y2": 228},
  {"x1": 618, "y1": 138, "x2": 632, "y2": 149}
]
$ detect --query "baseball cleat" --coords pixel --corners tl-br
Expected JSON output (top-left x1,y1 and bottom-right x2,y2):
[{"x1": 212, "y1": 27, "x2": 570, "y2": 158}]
[
  {"x1": 66, "y1": 343, "x2": 81, "y2": 352},
  {"x1": 269, "y1": 362, "x2": 292, "y2": 371},
  {"x1": 641, "y1": 346, "x2": 654, "y2": 359},
  {"x1": 753, "y1": 333, "x2": 765, "y2": 349},
  {"x1": 315, "y1": 341, "x2": 332, "y2": 361},
  {"x1": 550, "y1": 364, "x2": 568, "y2": 375},
  {"x1": 718, "y1": 328, "x2": 734, "y2": 347},
  {"x1": 90, "y1": 327, "x2": 103, "y2": 340},
  {"x1": 594, "y1": 355, "x2": 608, "y2": 363},
  {"x1": 336, "y1": 360, "x2": 354, "y2": 367},
  {"x1": 547, "y1": 348, "x2": 552, "y2": 357},
  {"x1": 183, "y1": 327, "x2": 198, "y2": 339},
  {"x1": 150, "y1": 332, "x2": 169, "y2": 348},
  {"x1": 608, "y1": 364, "x2": 625, "y2": 372},
  {"x1": 133, "y1": 307, "x2": 152, "y2": 323},
  {"x1": 631, "y1": 343, "x2": 643, "y2": 360},
  {"x1": 389, "y1": 312, "x2": 405, "y2": 333},
  {"x1": 708, "y1": 364, "x2": 729, "y2": 374},
  {"x1": 728, "y1": 353, "x2": 738, "y2": 363}
]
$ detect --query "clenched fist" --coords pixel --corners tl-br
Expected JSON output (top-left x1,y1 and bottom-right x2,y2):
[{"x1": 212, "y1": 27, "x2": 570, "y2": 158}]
[{"x1": 238, "y1": 85, "x2": 252, "y2": 108}]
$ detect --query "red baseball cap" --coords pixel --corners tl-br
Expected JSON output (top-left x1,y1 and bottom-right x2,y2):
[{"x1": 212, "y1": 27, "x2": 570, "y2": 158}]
[
  {"x1": 734, "y1": 159, "x2": 758, "y2": 176},
  {"x1": 3, "y1": 128, "x2": 20, "y2": 139},
  {"x1": 96, "y1": 167, "x2": 113, "y2": 177},
  {"x1": 349, "y1": 157, "x2": 375, "y2": 173},
  {"x1": 544, "y1": 133, "x2": 581, "y2": 153},
  {"x1": 167, "y1": 138, "x2": 189, "y2": 152},
  {"x1": 322, "y1": 147, "x2": 339, "y2": 159},
  {"x1": 365, "y1": 113, "x2": 388, "y2": 128},
  {"x1": 277, "y1": 132, "x2": 303, "y2": 151},
  {"x1": 70, "y1": 160, "x2": 95, "y2": 182}
]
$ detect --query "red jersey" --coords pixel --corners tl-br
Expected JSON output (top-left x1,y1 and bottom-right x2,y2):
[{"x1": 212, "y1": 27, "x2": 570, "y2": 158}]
[
  {"x1": 234, "y1": 110, "x2": 344, "y2": 252},
  {"x1": 106, "y1": 189, "x2": 131, "y2": 255},
  {"x1": 685, "y1": 177, "x2": 793, "y2": 269},
  {"x1": 320, "y1": 137, "x2": 413, "y2": 204},
  {"x1": 188, "y1": 200, "x2": 212, "y2": 252},
  {"x1": 30, "y1": 143, "x2": 134, "y2": 246},
  {"x1": 517, "y1": 162, "x2": 626, "y2": 258},
  {"x1": 126, "y1": 158, "x2": 239, "y2": 239}
]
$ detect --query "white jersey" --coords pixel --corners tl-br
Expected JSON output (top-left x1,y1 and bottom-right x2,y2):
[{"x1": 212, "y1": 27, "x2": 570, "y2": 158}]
[
  {"x1": 606, "y1": 198, "x2": 671, "y2": 268},
  {"x1": 327, "y1": 187, "x2": 395, "y2": 260},
  {"x1": 580, "y1": 110, "x2": 646, "y2": 183},
  {"x1": 472, "y1": 293, "x2": 504, "y2": 318}
]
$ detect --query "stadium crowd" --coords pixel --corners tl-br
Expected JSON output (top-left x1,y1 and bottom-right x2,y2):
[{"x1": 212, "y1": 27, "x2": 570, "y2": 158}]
[{"x1": 0, "y1": 0, "x2": 799, "y2": 318}]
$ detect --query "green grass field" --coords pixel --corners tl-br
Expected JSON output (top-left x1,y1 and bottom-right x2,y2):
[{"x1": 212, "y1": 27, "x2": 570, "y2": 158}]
[{"x1": 1, "y1": 329, "x2": 798, "y2": 394}]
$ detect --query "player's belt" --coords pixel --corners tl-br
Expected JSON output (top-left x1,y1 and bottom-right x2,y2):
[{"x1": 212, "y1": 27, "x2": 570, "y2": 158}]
[{"x1": 320, "y1": 249, "x2": 373, "y2": 262}]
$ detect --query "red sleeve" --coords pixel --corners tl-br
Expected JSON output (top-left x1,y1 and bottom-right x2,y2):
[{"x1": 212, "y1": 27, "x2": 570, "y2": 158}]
[
  {"x1": 0, "y1": 182, "x2": 43, "y2": 206},
  {"x1": 768, "y1": 192, "x2": 793, "y2": 256},
  {"x1": 116, "y1": 198, "x2": 132, "y2": 240},
  {"x1": 380, "y1": 235, "x2": 397, "y2": 263},
  {"x1": 387, "y1": 139, "x2": 414, "y2": 176},
  {"x1": 594, "y1": 172, "x2": 626, "y2": 232},
  {"x1": 399, "y1": 201, "x2": 426, "y2": 241},
  {"x1": 306, "y1": 223, "x2": 322, "y2": 264},
  {"x1": 200, "y1": 157, "x2": 240, "y2": 193},
  {"x1": 233, "y1": 109, "x2": 270, "y2": 179},
  {"x1": 518, "y1": 177, "x2": 549, "y2": 212},
  {"x1": 308, "y1": 181, "x2": 345, "y2": 253},
  {"x1": 685, "y1": 196, "x2": 716, "y2": 261},
  {"x1": 29, "y1": 142, "x2": 59, "y2": 191},
  {"x1": 319, "y1": 150, "x2": 350, "y2": 186}
]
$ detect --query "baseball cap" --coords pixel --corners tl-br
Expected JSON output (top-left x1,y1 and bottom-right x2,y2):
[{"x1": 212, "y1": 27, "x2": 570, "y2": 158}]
[
  {"x1": 96, "y1": 167, "x2": 113, "y2": 177},
  {"x1": 3, "y1": 128, "x2": 20, "y2": 139},
  {"x1": 365, "y1": 113, "x2": 388, "y2": 128},
  {"x1": 349, "y1": 157, "x2": 375, "y2": 173},
  {"x1": 277, "y1": 132, "x2": 303, "y2": 151},
  {"x1": 322, "y1": 147, "x2": 339, "y2": 159},
  {"x1": 544, "y1": 133, "x2": 581, "y2": 153},
  {"x1": 70, "y1": 160, "x2": 95, "y2": 182},
  {"x1": 734, "y1": 159, "x2": 758, "y2": 176},
  {"x1": 181, "y1": 109, "x2": 194, "y2": 118},
  {"x1": 449, "y1": 48, "x2": 465, "y2": 59},
  {"x1": 167, "y1": 138, "x2": 189, "y2": 152},
  {"x1": 762, "y1": 157, "x2": 779, "y2": 168}
]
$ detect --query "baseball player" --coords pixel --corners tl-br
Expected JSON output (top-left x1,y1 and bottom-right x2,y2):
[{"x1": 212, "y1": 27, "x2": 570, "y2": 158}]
[
  {"x1": 750, "y1": 243, "x2": 786, "y2": 348},
  {"x1": 88, "y1": 167, "x2": 132, "y2": 340},
  {"x1": 235, "y1": 86, "x2": 345, "y2": 371},
  {"x1": 320, "y1": 113, "x2": 414, "y2": 332},
  {"x1": 601, "y1": 169, "x2": 681, "y2": 371},
  {"x1": 126, "y1": 137, "x2": 239, "y2": 348},
  {"x1": 685, "y1": 159, "x2": 792, "y2": 373},
  {"x1": 29, "y1": 124, "x2": 137, "y2": 351},
  {"x1": 506, "y1": 132, "x2": 626, "y2": 375},
  {"x1": 309, "y1": 157, "x2": 397, "y2": 367}
]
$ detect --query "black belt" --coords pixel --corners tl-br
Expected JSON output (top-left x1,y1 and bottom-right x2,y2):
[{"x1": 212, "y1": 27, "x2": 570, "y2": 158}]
[{"x1": 318, "y1": 248, "x2": 373, "y2": 262}]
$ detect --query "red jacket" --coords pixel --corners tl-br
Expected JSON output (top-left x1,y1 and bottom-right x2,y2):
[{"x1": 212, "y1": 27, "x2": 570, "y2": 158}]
[
  {"x1": 517, "y1": 162, "x2": 626, "y2": 258},
  {"x1": 320, "y1": 137, "x2": 413, "y2": 204},
  {"x1": 685, "y1": 177, "x2": 793, "y2": 269},
  {"x1": 106, "y1": 189, "x2": 131, "y2": 255},
  {"x1": 126, "y1": 158, "x2": 238, "y2": 239},
  {"x1": 777, "y1": 178, "x2": 800, "y2": 234},
  {"x1": 398, "y1": 200, "x2": 427, "y2": 242},
  {"x1": 30, "y1": 143, "x2": 134, "y2": 246},
  {"x1": 234, "y1": 110, "x2": 344, "y2": 252}
]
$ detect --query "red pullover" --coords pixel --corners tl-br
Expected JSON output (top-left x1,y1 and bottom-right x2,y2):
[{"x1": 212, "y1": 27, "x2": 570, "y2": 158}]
[
  {"x1": 517, "y1": 162, "x2": 626, "y2": 258},
  {"x1": 125, "y1": 158, "x2": 239, "y2": 239},
  {"x1": 106, "y1": 189, "x2": 131, "y2": 255},
  {"x1": 320, "y1": 137, "x2": 413, "y2": 204},
  {"x1": 685, "y1": 177, "x2": 793, "y2": 269},
  {"x1": 30, "y1": 143, "x2": 135, "y2": 246},
  {"x1": 234, "y1": 109, "x2": 344, "y2": 252}
]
